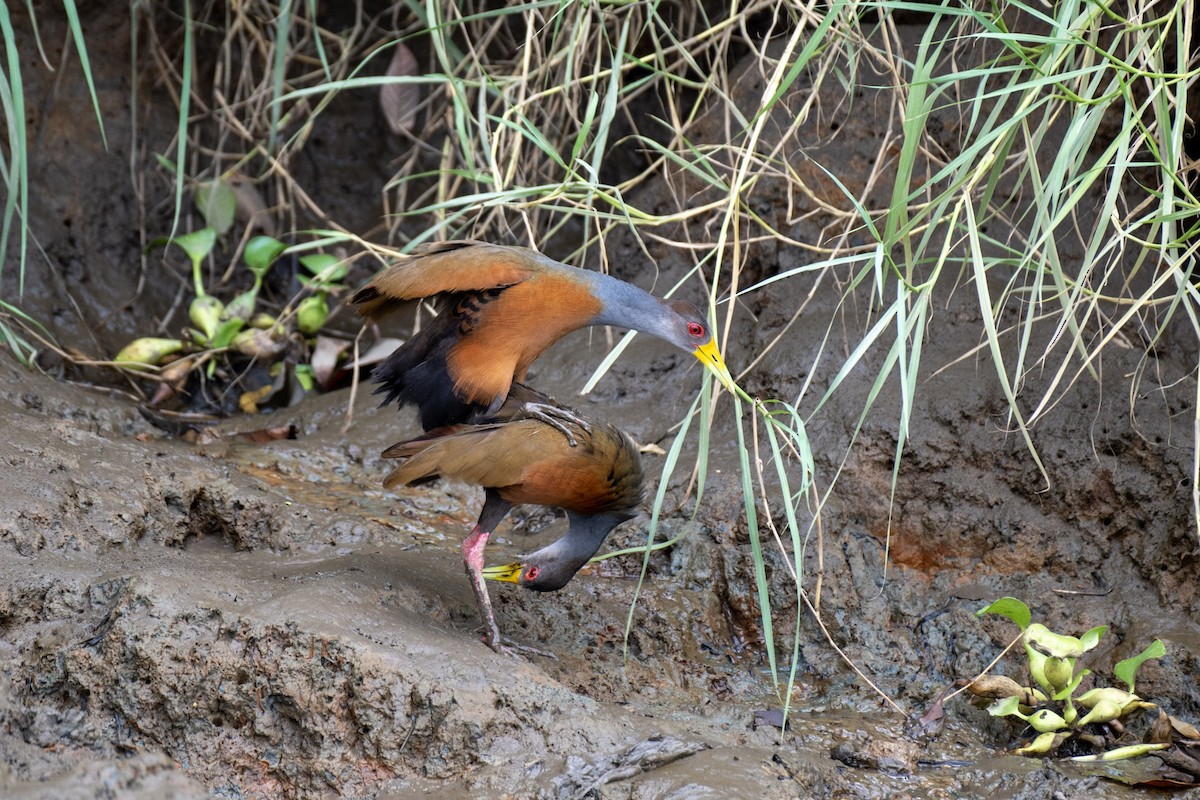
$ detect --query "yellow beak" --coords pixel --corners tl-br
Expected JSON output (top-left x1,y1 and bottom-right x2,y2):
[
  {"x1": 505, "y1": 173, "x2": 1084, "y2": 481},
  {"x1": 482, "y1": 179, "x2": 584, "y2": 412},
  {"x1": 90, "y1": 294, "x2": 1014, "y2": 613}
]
[
  {"x1": 693, "y1": 338, "x2": 736, "y2": 392},
  {"x1": 482, "y1": 562, "x2": 523, "y2": 583}
]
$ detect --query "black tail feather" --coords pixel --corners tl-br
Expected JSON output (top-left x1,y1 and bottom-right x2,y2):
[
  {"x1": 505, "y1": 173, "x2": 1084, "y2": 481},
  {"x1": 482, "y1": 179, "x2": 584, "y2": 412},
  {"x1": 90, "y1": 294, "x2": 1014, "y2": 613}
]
[{"x1": 371, "y1": 317, "x2": 476, "y2": 430}]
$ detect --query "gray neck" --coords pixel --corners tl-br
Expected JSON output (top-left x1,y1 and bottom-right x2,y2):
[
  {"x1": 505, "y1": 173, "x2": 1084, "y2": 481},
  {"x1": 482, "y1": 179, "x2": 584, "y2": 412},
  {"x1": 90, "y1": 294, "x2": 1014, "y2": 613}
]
[
  {"x1": 578, "y1": 270, "x2": 675, "y2": 340},
  {"x1": 526, "y1": 511, "x2": 631, "y2": 590}
]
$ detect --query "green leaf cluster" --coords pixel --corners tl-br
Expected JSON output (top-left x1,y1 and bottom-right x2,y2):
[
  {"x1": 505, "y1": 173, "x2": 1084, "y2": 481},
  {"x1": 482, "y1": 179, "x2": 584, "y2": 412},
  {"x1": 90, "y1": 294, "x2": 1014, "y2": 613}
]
[{"x1": 975, "y1": 597, "x2": 1167, "y2": 761}]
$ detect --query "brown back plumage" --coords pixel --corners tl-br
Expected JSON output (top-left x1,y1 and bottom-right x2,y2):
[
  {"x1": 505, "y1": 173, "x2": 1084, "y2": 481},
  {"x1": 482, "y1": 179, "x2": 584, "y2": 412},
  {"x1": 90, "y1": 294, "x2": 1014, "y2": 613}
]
[
  {"x1": 382, "y1": 394, "x2": 643, "y2": 518},
  {"x1": 351, "y1": 242, "x2": 537, "y2": 318}
]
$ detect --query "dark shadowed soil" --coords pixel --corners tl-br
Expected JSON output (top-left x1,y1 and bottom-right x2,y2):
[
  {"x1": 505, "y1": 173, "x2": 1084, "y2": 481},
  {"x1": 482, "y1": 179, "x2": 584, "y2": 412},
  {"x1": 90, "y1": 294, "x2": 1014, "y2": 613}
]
[{"x1": 2, "y1": 6, "x2": 1197, "y2": 800}]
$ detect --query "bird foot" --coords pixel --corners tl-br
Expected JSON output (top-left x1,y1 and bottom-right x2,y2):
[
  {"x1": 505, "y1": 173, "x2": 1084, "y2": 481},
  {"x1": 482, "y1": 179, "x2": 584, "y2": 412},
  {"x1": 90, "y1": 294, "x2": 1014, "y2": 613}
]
[
  {"x1": 481, "y1": 631, "x2": 558, "y2": 659},
  {"x1": 521, "y1": 402, "x2": 590, "y2": 447}
]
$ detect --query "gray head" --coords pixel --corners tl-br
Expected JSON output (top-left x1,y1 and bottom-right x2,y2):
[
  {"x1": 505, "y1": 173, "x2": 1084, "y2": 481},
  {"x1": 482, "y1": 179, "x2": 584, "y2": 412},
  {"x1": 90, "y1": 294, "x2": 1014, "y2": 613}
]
[
  {"x1": 584, "y1": 273, "x2": 735, "y2": 390},
  {"x1": 482, "y1": 510, "x2": 636, "y2": 592}
]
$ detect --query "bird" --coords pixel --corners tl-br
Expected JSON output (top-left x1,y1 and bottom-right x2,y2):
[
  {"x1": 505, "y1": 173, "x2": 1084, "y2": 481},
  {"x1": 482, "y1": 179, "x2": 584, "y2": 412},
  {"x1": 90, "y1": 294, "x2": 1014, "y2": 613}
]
[
  {"x1": 380, "y1": 384, "x2": 644, "y2": 653},
  {"x1": 353, "y1": 241, "x2": 735, "y2": 430}
]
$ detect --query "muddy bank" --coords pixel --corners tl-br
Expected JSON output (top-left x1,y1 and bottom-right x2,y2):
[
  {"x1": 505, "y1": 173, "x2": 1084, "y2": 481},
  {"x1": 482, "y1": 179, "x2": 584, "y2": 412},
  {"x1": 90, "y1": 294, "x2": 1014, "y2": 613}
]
[{"x1": 0, "y1": 359, "x2": 1160, "y2": 800}]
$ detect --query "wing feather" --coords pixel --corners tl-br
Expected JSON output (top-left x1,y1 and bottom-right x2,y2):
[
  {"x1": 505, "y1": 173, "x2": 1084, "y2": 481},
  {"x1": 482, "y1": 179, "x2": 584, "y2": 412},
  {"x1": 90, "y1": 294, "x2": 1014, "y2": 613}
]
[{"x1": 353, "y1": 243, "x2": 540, "y2": 318}]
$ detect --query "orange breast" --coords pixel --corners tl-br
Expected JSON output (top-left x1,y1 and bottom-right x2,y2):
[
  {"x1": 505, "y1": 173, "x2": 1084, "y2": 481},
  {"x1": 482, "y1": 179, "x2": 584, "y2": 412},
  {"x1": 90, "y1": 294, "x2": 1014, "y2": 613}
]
[{"x1": 445, "y1": 275, "x2": 603, "y2": 406}]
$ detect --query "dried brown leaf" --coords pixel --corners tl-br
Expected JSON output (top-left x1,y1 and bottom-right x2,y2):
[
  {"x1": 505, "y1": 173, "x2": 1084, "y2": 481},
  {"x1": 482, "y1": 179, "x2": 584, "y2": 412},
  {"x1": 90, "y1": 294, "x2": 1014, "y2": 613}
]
[
  {"x1": 967, "y1": 675, "x2": 1045, "y2": 706},
  {"x1": 1171, "y1": 716, "x2": 1200, "y2": 741},
  {"x1": 227, "y1": 173, "x2": 275, "y2": 236},
  {"x1": 350, "y1": 337, "x2": 404, "y2": 369},
  {"x1": 312, "y1": 335, "x2": 352, "y2": 389},
  {"x1": 1148, "y1": 709, "x2": 1174, "y2": 744},
  {"x1": 380, "y1": 43, "x2": 420, "y2": 134}
]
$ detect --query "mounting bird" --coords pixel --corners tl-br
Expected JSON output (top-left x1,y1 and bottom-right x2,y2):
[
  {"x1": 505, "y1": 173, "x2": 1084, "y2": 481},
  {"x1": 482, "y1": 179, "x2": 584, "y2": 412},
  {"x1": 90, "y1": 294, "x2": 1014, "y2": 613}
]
[
  {"x1": 381, "y1": 384, "x2": 644, "y2": 653},
  {"x1": 353, "y1": 241, "x2": 735, "y2": 430}
]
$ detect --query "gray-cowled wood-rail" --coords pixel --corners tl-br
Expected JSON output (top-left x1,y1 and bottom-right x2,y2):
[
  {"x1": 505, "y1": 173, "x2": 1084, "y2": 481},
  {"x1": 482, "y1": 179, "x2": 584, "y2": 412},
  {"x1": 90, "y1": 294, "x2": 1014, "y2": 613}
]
[
  {"x1": 353, "y1": 241, "x2": 735, "y2": 430},
  {"x1": 381, "y1": 384, "x2": 644, "y2": 653}
]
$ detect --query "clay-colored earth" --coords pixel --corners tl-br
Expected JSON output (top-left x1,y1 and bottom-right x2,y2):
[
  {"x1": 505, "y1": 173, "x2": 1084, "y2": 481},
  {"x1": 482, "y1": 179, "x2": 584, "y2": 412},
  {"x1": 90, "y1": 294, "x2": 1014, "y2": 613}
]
[{"x1": 2, "y1": 6, "x2": 1196, "y2": 799}]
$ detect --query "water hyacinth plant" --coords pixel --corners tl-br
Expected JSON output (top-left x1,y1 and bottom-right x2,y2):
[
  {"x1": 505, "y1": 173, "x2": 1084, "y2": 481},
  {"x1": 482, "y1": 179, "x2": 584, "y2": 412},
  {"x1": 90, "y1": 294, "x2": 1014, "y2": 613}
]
[{"x1": 969, "y1": 597, "x2": 1179, "y2": 765}]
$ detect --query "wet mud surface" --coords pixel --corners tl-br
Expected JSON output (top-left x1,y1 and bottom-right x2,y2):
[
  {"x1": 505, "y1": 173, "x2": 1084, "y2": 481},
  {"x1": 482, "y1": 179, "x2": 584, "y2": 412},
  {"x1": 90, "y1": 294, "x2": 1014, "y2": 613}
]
[{"x1": 3, "y1": 6, "x2": 1199, "y2": 800}]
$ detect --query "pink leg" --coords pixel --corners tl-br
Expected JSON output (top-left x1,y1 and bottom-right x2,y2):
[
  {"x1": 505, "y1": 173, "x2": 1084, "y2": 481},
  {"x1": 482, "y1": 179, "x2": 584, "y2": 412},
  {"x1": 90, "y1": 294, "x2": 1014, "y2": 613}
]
[
  {"x1": 459, "y1": 491, "x2": 555, "y2": 658},
  {"x1": 462, "y1": 525, "x2": 505, "y2": 653}
]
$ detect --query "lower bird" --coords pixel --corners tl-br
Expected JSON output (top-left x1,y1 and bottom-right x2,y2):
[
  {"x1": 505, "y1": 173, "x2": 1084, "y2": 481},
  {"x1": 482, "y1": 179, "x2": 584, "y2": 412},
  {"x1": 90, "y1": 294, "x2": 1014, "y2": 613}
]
[{"x1": 381, "y1": 384, "x2": 644, "y2": 653}]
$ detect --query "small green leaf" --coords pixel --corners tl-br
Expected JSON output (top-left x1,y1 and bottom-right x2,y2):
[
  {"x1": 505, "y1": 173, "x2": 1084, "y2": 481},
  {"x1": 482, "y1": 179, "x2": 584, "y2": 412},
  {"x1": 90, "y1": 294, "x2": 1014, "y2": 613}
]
[
  {"x1": 1077, "y1": 698, "x2": 1124, "y2": 727},
  {"x1": 249, "y1": 312, "x2": 277, "y2": 329},
  {"x1": 299, "y1": 253, "x2": 347, "y2": 284},
  {"x1": 1025, "y1": 643, "x2": 1051, "y2": 693},
  {"x1": 1015, "y1": 731, "x2": 1064, "y2": 756},
  {"x1": 1077, "y1": 687, "x2": 1139, "y2": 709},
  {"x1": 174, "y1": 228, "x2": 218, "y2": 267},
  {"x1": 1052, "y1": 668, "x2": 1089, "y2": 703},
  {"x1": 194, "y1": 179, "x2": 237, "y2": 234},
  {"x1": 245, "y1": 235, "x2": 287, "y2": 277},
  {"x1": 1025, "y1": 624, "x2": 1083, "y2": 658},
  {"x1": 224, "y1": 287, "x2": 258, "y2": 322},
  {"x1": 114, "y1": 337, "x2": 183, "y2": 367},
  {"x1": 155, "y1": 153, "x2": 177, "y2": 173},
  {"x1": 987, "y1": 696, "x2": 1023, "y2": 718},
  {"x1": 1079, "y1": 626, "x2": 1107, "y2": 653},
  {"x1": 1043, "y1": 656, "x2": 1075, "y2": 693},
  {"x1": 977, "y1": 597, "x2": 1031, "y2": 630},
  {"x1": 296, "y1": 294, "x2": 329, "y2": 335},
  {"x1": 1027, "y1": 708, "x2": 1068, "y2": 733},
  {"x1": 1114, "y1": 640, "x2": 1165, "y2": 694},
  {"x1": 294, "y1": 363, "x2": 315, "y2": 391},
  {"x1": 174, "y1": 228, "x2": 218, "y2": 296},
  {"x1": 211, "y1": 317, "x2": 245, "y2": 349}
]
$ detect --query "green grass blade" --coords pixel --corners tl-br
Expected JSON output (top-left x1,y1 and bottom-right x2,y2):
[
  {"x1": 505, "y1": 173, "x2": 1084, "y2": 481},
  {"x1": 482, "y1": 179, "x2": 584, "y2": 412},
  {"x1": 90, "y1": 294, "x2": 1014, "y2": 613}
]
[
  {"x1": 62, "y1": 0, "x2": 107, "y2": 149},
  {"x1": 0, "y1": 3, "x2": 27, "y2": 292}
]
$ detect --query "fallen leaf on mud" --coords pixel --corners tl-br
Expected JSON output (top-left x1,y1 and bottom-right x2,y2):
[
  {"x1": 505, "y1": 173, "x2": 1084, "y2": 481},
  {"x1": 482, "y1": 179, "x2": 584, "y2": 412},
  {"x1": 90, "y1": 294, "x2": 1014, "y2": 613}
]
[
  {"x1": 311, "y1": 335, "x2": 352, "y2": 389},
  {"x1": 350, "y1": 337, "x2": 404, "y2": 369},
  {"x1": 1170, "y1": 715, "x2": 1200, "y2": 741},
  {"x1": 908, "y1": 681, "x2": 959, "y2": 739},
  {"x1": 912, "y1": 695, "x2": 945, "y2": 738},
  {"x1": 149, "y1": 356, "x2": 196, "y2": 405},
  {"x1": 380, "y1": 43, "x2": 420, "y2": 134},
  {"x1": 966, "y1": 675, "x2": 1044, "y2": 705}
]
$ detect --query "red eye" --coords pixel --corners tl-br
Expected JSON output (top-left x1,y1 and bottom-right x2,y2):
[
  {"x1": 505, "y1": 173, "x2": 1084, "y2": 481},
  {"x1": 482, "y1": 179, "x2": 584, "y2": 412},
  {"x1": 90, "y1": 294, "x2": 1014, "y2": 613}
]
[
  {"x1": 687, "y1": 322, "x2": 705, "y2": 338},
  {"x1": 526, "y1": 565, "x2": 540, "y2": 581}
]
